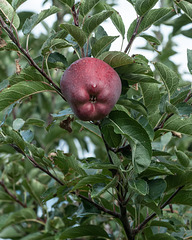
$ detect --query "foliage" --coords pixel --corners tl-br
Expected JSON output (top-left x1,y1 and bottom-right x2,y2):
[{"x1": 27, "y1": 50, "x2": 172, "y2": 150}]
[{"x1": 0, "y1": 0, "x2": 192, "y2": 239}]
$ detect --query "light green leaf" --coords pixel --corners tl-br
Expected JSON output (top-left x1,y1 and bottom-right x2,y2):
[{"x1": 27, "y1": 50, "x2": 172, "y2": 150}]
[
  {"x1": 140, "y1": 82, "x2": 160, "y2": 115},
  {"x1": 91, "y1": 35, "x2": 119, "y2": 57},
  {"x1": 80, "y1": 0, "x2": 101, "y2": 16},
  {"x1": 135, "y1": 0, "x2": 159, "y2": 16},
  {"x1": 104, "y1": 110, "x2": 152, "y2": 173},
  {"x1": 22, "y1": 6, "x2": 60, "y2": 35},
  {"x1": 175, "y1": 149, "x2": 190, "y2": 167},
  {"x1": 149, "y1": 233, "x2": 177, "y2": 240},
  {"x1": 187, "y1": 49, "x2": 192, "y2": 74},
  {"x1": 13, "y1": 118, "x2": 25, "y2": 130},
  {"x1": 98, "y1": 51, "x2": 133, "y2": 68},
  {"x1": 154, "y1": 62, "x2": 180, "y2": 99},
  {"x1": 60, "y1": 23, "x2": 87, "y2": 48},
  {"x1": 175, "y1": 0, "x2": 192, "y2": 20},
  {"x1": 60, "y1": 225, "x2": 109, "y2": 239},
  {"x1": 76, "y1": 120, "x2": 101, "y2": 137},
  {"x1": 127, "y1": 8, "x2": 173, "y2": 41},
  {"x1": 103, "y1": 3, "x2": 125, "y2": 38},
  {"x1": 12, "y1": 0, "x2": 27, "y2": 10},
  {"x1": 129, "y1": 179, "x2": 148, "y2": 195},
  {"x1": 0, "y1": 0, "x2": 20, "y2": 29},
  {"x1": 58, "y1": 0, "x2": 74, "y2": 8},
  {"x1": 24, "y1": 118, "x2": 45, "y2": 127},
  {"x1": 0, "y1": 81, "x2": 55, "y2": 112},
  {"x1": 72, "y1": 175, "x2": 110, "y2": 190},
  {"x1": 83, "y1": 10, "x2": 113, "y2": 37}
]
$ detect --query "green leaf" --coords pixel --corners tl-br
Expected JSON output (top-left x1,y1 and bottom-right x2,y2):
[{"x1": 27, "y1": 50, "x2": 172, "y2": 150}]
[
  {"x1": 187, "y1": 49, "x2": 192, "y2": 74},
  {"x1": 129, "y1": 179, "x2": 149, "y2": 195},
  {"x1": 154, "y1": 62, "x2": 180, "y2": 99},
  {"x1": 150, "y1": 220, "x2": 176, "y2": 231},
  {"x1": 24, "y1": 118, "x2": 45, "y2": 127},
  {"x1": 22, "y1": 6, "x2": 60, "y2": 35},
  {"x1": 0, "y1": 81, "x2": 55, "y2": 112},
  {"x1": 103, "y1": 4, "x2": 125, "y2": 38},
  {"x1": 149, "y1": 233, "x2": 177, "y2": 240},
  {"x1": 8, "y1": 67, "x2": 46, "y2": 86},
  {"x1": 13, "y1": 118, "x2": 25, "y2": 130},
  {"x1": 72, "y1": 175, "x2": 110, "y2": 190},
  {"x1": 60, "y1": 225, "x2": 109, "y2": 239},
  {"x1": 91, "y1": 175, "x2": 118, "y2": 198},
  {"x1": 165, "y1": 190, "x2": 192, "y2": 206},
  {"x1": 58, "y1": 0, "x2": 74, "y2": 8},
  {"x1": 83, "y1": 10, "x2": 114, "y2": 37},
  {"x1": 41, "y1": 38, "x2": 72, "y2": 56},
  {"x1": 148, "y1": 179, "x2": 167, "y2": 200},
  {"x1": 104, "y1": 110, "x2": 152, "y2": 173},
  {"x1": 139, "y1": 34, "x2": 161, "y2": 45},
  {"x1": 0, "y1": 208, "x2": 37, "y2": 231},
  {"x1": 60, "y1": 23, "x2": 87, "y2": 48},
  {"x1": 135, "y1": 0, "x2": 159, "y2": 16},
  {"x1": 175, "y1": 150, "x2": 190, "y2": 167},
  {"x1": 127, "y1": 8, "x2": 173, "y2": 41},
  {"x1": 162, "y1": 115, "x2": 192, "y2": 136},
  {"x1": 175, "y1": 0, "x2": 192, "y2": 20},
  {"x1": 12, "y1": 0, "x2": 27, "y2": 10},
  {"x1": 91, "y1": 35, "x2": 119, "y2": 58},
  {"x1": 118, "y1": 99, "x2": 148, "y2": 116},
  {"x1": 98, "y1": 51, "x2": 133, "y2": 68},
  {"x1": 101, "y1": 125, "x2": 122, "y2": 148},
  {"x1": 0, "y1": 0, "x2": 20, "y2": 29},
  {"x1": 123, "y1": 73, "x2": 160, "y2": 85},
  {"x1": 80, "y1": 0, "x2": 101, "y2": 16},
  {"x1": 140, "y1": 83, "x2": 161, "y2": 115}
]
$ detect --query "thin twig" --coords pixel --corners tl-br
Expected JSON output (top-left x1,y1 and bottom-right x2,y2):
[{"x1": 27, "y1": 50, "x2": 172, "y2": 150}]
[
  {"x1": 124, "y1": 16, "x2": 144, "y2": 54},
  {"x1": 0, "y1": 180, "x2": 27, "y2": 208},
  {"x1": 133, "y1": 185, "x2": 185, "y2": 235}
]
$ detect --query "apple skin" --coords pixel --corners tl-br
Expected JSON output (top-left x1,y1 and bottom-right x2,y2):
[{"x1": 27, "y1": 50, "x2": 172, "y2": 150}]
[{"x1": 60, "y1": 57, "x2": 122, "y2": 121}]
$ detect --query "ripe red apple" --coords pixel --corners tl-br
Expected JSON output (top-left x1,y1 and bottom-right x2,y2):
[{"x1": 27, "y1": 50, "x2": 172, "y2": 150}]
[{"x1": 60, "y1": 57, "x2": 122, "y2": 121}]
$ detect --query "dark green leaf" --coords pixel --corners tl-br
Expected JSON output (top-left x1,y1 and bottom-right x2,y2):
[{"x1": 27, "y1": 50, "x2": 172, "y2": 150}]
[
  {"x1": 129, "y1": 179, "x2": 149, "y2": 195},
  {"x1": 139, "y1": 34, "x2": 161, "y2": 45},
  {"x1": 60, "y1": 225, "x2": 109, "y2": 239},
  {"x1": 0, "y1": 81, "x2": 55, "y2": 112},
  {"x1": 149, "y1": 233, "x2": 177, "y2": 240},
  {"x1": 83, "y1": 10, "x2": 114, "y2": 37},
  {"x1": 80, "y1": 0, "x2": 101, "y2": 16},
  {"x1": 91, "y1": 35, "x2": 119, "y2": 57},
  {"x1": 140, "y1": 82, "x2": 161, "y2": 115},
  {"x1": 148, "y1": 179, "x2": 167, "y2": 200},
  {"x1": 58, "y1": 0, "x2": 74, "y2": 8},
  {"x1": 175, "y1": 150, "x2": 190, "y2": 167},
  {"x1": 0, "y1": 0, "x2": 20, "y2": 29},
  {"x1": 98, "y1": 51, "x2": 133, "y2": 68},
  {"x1": 135, "y1": 0, "x2": 159, "y2": 16},
  {"x1": 22, "y1": 6, "x2": 60, "y2": 35},
  {"x1": 103, "y1": 3, "x2": 125, "y2": 38},
  {"x1": 187, "y1": 49, "x2": 192, "y2": 74},
  {"x1": 104, "y1": 110, "x2": 152, "y2": 173},
  {"x1": 12, "y1": 0, "x2": 27, "y2": 10},
  {"x1": 127, "y1": 8, "x2": 173, "y2": 41},
  {"x1": 154, "y1": 62, "x2": 180, "y2": 98},
  {"x1": 60, "y1": 23, "x2": 87, "y2": 48},
  {"x1": 123, "y1": 73, "x2": 160, "y2": 85},
  {"x1": 175, "y1": 0, "x2": 192, "y2": 20}
]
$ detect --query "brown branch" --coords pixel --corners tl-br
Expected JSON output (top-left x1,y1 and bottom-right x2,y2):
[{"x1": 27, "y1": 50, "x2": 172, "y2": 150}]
[
  {"x1": 124, "y1": 16, "x2": 144, "y2": 54},
  {"x1": 133, "y1": 185, "x2": 185, "y2": 235},
  {"x1": 0, "y1": 180, "x2": 27, "y2": 208},
  {"x1": 77, "y1": 193, "x2": 121, "y2": 218},
  {"x1": 0, "y1": 16, "x2": 65, "y2": 100}
]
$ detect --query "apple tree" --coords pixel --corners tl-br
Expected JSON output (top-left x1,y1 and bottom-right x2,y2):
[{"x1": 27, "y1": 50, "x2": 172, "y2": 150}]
[{"x1": 0, "y1": 0, "x2": 192, "y2": 239}]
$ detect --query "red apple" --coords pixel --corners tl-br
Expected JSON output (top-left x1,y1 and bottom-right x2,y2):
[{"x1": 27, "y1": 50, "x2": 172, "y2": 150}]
[{"x1": 60, "y1": 57, "x2": 122, "y2": 121}]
